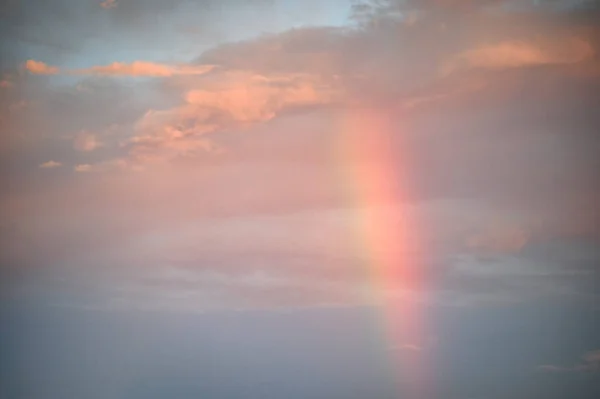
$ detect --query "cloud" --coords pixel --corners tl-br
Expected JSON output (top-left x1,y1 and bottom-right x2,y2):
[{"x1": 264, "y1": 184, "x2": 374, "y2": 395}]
[
  {"x1": 24, "y1": 60, "x2": 59, "y2": 75},
  {"x1": 4, "y1": 0, "x2": 600, "y2": 312},
  {"x1": 184, "y1": 72, "x2": 337, "y2": 122},
  {"x1": 73, "y1": 159, "x2": 129, "y2": 173},
  {"x1": 100, "y1": 0, "x2": 118, "y2": 9},
  {"x1": 538, "y1": 349, "x2": 600, "y2": 373},
  {"x1": 537, "y1": 364, "x2": 566, "y2": 372},
  {"x1": 442, "y1": 38, "x2": 595, "y2": 75},
  {"x1": 124, "y1": 70, "x2": 339, "y2": 164},
  {"x1": 23, "y1": 60, "x2": 216, "y2": 77},
  {"x1": 75, "y1": 61, "x2": 216, "y2": 77},
  {"x1": 39, "y1": 161, "x2": 62, "y2": 169},
  {"x1": 73, "y1": 131, "x2": 102, "y2": 152},
  {"x1": 74, "y1": 164, "x2": 92, "y2": 172},
  {"x1": 582, "y1": 350, "x2": 600, "y2": 371}
]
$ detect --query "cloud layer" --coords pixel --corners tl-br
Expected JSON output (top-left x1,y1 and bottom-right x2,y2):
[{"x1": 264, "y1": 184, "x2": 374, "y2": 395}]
[{"x1": 1, "y1": 0, "x2": 600, "y2": 313}]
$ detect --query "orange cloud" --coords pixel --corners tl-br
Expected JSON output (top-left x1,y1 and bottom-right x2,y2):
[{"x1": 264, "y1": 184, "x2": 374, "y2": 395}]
[
  {"x1": 442, "y1": 37, "x2": 594, "y2": 75},
  {"x1": 24, "y1": 60, "x2": 59, "y2": 75},
  {"x1": 125, "y1": 71, "x2": 339, "y2": 164},
  {"x1": 184, "y1": 71, "x2": 337, "y2": 123},
  {"x1": 39, "y1": 161, "x2": 62, "y2": 169}
]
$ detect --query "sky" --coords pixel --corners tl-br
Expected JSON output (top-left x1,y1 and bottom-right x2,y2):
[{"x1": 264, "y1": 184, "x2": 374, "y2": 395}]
[{"x1": 0, "y1": 0, "x2": 599, "y2": 398}]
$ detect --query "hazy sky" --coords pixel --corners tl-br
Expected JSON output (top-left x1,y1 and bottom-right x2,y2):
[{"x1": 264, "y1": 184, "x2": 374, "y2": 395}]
[{"x1": 1, "y1": 1, "x2": 599, "y2": 398}]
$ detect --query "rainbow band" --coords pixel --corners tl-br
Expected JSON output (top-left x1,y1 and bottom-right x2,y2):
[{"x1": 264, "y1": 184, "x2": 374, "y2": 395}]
[{"x1": 337, "y1": 108, "x2": 431, "y2": 398}]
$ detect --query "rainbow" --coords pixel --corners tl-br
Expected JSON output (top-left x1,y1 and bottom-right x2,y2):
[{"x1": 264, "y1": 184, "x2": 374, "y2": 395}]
[{"x1": 336, "y1": 108, "x2": 431, "y2": 398}]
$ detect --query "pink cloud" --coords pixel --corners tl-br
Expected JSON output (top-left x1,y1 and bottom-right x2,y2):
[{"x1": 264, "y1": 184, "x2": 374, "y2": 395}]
[
  {"x1": 24, "y1": 60, "x2": 59, "y2": 75},
  {"x1": 76, "y1": 61, "x2": 216, "y2": 77},
  {"x1": 6, "y1": 2, "x2": 600, "y2": 313},
  {"x1": 442, "y1": 37, "x2": 594, "y2": 75},
  {"x1": 24, "y1": 60, "x2": 215, "y2": 78},
  {"x1": 73, "y1": 131, "x2": 102, "y2": 152},
  {"x1": 184, "y1": 72, "x2": 335, "y2": 122},
  {"x1": 124, "y1": 71, "x2": 339, "y2": 165}
]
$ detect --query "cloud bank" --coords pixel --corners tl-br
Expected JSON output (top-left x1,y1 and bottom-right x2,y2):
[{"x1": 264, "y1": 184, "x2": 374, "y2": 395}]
[{"x1": 1, "y1": 0, "x2": 599, "y2": 312}]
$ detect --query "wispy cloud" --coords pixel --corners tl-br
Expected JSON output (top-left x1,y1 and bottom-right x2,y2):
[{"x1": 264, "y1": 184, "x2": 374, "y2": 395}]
[
  {"x1": 76, "y1": 61, "x2": 216, "y2": 77},
  {"x1": 442, "y1": 38, "x2": 594, "y2": 75},
  {"x1": 23, "y1": 60, "x2": 216, "y2": 77},
  {"x1": 74, "y1": 164, "x2": 92, "y2": 173},
  {"x1": 537, "y1": 364, "x2": 566, "y2": 372},
  {"x1": 538, "y1": 349, "x2": 600, "y2": 373},
  {"x1": 39, "y1": 161, "x2": 62, "y2": 169},
  {"x1": 72, "y1": 159, "x2": 129, "y2": 174}
]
